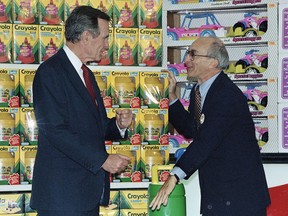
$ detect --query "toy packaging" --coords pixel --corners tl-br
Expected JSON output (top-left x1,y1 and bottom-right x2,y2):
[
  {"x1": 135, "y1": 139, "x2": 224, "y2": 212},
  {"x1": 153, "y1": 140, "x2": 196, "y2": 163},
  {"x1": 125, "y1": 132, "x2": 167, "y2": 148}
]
[
  {"x1": 89, "y1": 0, "x2": 113, "y2": 18},
  {"x1": 0, "y1": 0, "x2": 12, "y2": 23},
  {"x1": 119, "y1": 189, "x2": 148, "y2": 209},
  {"x1": 20, "y1": 145, "x2": 37, "y2": 184},
  {"x1": 39, "y1": 0, "x2": 64, "y2": 25},
  {"x1": 114, "y1": 28, "x2": 138, "y2": 66},
  {"x1": 13, "y1": 0, "x2": 38, "y2": 24},
  {"x1": 24, "y1": 193, "x2": 37, "y2": 213},
  {"x1": 0, "y1": 69, "x2": 20, "y2": 108},
  {"x1": 138, "y1": 28, "x2": 162, "y2": 67},
  {"x1": 13, "y1": 24, "x2": 39, "y2": 64},
  {"x1": 113, "y1": 0, "x2": 138, "y2": 28},
  {"x1": 111, "y1": 145, "x2": 141, "y2": 182},
  {"x1": 64, "y1": 0, "x2": 88, "y2": 21},
  {"x1": 0, "y1": 146, "x2": 20, "y2": 185},
  {"x1": 0, "y1": 24, "x2": 13, "y2": 63},
  {"x1": 139, "y1": 71, "x2": 169, "y2": 109},
  {"x1": 139, "y1": 0, "x2": 162, "y2": 28},
  {"x1": 19, "y1": 69, "x2": 36, "y2": 107},
  {"x1": 0, "y1": 193, "x2": 24, "y2": 214},
  {"x1": 39, "y1": 24, "x2": 64, "y2": 62},
  {"x1": 0, "y1": 108, "x2": 20, "y2": 146},
  {"x1": 120, "y1": 209, "x2": 148, "y2": 215},
  {"x1": 19, "y1": 107, "x2": 38, "y2": 145}
]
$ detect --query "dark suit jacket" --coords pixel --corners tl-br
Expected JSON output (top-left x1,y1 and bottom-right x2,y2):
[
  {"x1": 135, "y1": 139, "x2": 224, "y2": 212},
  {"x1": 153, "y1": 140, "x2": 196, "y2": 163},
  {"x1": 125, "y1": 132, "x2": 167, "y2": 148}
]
[
  {"x1": 169, "y1": 72, "x2": 270, "y2": 215},
  {"x1": 30, "y1": 49, "x2": 123, "y2": 211}
]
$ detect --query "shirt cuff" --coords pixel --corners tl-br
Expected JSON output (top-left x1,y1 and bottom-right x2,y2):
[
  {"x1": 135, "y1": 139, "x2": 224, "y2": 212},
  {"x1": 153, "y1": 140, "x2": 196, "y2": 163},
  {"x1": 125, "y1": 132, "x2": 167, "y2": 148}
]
[{"x1": 170, "y1": 166, "x2": 187, "y2": 180}]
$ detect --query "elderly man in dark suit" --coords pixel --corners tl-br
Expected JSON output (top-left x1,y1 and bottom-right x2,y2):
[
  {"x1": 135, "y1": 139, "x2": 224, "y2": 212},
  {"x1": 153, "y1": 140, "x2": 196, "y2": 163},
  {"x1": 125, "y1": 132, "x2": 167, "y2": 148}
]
[
  {"x1": 149, "y1": 37, "x2": 270, "y2": 216},
  {"x1": 31, "y1": 6, "x2": 132, "y2": 216}
]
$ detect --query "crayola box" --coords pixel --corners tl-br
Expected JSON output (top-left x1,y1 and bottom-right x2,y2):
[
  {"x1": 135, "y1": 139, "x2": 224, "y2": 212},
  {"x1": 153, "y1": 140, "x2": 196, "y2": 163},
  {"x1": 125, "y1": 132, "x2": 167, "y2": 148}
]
[
  {"x1": 0, "y1": 108, "x2": 20, "y2": 146},
  {"x1": 140, "y1": 71, "x2": 169, "y2": 109},
  {"x1": 64, "y1": 0, "x2": 88, "y2": 21},
  {"x1": 139, "y1": 0, "x2": 162, "y2": 28},
  {"x1": 107, "y1": 108, "x2": 140, "y2": 145},
  {"x1": 13, "y1": 0, "x2": 39, "y2": 24},
  {"x1": 120, "y1": 209, "x2": 148, "y2": 216},
  {"x1": 0, "y1": 193, "x2": 24, "y2": 214},
  {"x1": 0, "y1": 0, "x2": 12, "y2": 23},
  {"x1": 110, "y1": 71, "x2": 140, "y2": 108},
  {"x1": 39, "y1": 25, "x2": 64, "y2": 62},
  {"x1": 114, "y1": 28, "x2": 138, "y2": 66},
  {"x1": 19, "y1": 108, "x2": 38, "y2": 145},
  {"x1": 0, "y1": 146, "x2": 20, "y2": 185},
  {"x1": 39, "y1": 0, "x2": 64, "y2": 25},
  {"x1": 25, "y1": 213, "x2": 37, "y2": 216},
  {"x1": 99, "y1": 209, "x2": 119, "y2": 216},
  {"x1": 19, "y1": 69, "x2": 35, "y2": 107},
  {"x1": 100, "y1": 190, "x2": 119, "y2": 211},
  {"x1": 140, "y1": 144, "x2": 169, "y2": 181},
  {"x1": 0, "y1": 68, "x2": 20, "y2": 108},
  {"x1": 0, "y1": 24, "x2": 13, "y2": 63},
  {"x1": 20, "y1": 145, "x2": 37, "y2": 184},
  {"x1": 119, "y1": 189, "x2": 148, "y2": 209},
  {"x1": 138, "y1": 29, "x2": 162, "y2": 67},
  {"x1": 89, "y1": 0, "x2": 113, "y2": 19},
  {"x1": 24, "y1": 193, "x2": 37, "y2": 213},
  {"x1": 113, "y1": 0, "x2": 138, "y2": 28},
  {"x1": 111, "y1": 145, "x2": 141, "y2": 182},
  {"x1": 92, "y1": 70, "x2": 112, "y2": 108},
  {"x1": 13, "y1": 24, "x2": 39, "y2": 64},
  {"x1": 0, "y1": 214, "x2": 25, "y2": 216},
  {"x1": 139, "y1": 108, "x2": 168, "y2": 145}
]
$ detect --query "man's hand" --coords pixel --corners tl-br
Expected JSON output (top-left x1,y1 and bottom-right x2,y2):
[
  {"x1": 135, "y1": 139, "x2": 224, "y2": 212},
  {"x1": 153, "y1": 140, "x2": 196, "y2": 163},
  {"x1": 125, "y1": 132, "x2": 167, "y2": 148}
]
[
  {"x1": 116, "y1": 109, "x2": 133, "y2": 129},
  {"x1": 167, "y1": 71, "x2": 177, "y2": 102},
  {"x1": 149, "y1": 175, "x2": 178, "y2": 210},
  {"x1": 102, "y1": 154, "x2": 131, "y2": 174}
]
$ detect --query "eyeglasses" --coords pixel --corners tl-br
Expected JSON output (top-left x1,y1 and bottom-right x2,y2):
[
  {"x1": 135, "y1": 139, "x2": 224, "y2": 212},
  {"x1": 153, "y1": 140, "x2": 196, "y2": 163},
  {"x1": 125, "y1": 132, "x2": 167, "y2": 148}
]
[{"x1": 186, "y1": 49, "x2": 214, "y2": 61}]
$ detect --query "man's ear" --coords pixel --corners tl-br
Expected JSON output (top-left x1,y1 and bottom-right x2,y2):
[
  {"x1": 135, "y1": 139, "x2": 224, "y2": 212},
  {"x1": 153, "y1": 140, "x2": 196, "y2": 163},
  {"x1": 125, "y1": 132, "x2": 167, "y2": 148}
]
[{"x1": 209, "y1": 58, "x2": 219, "y2": 69}]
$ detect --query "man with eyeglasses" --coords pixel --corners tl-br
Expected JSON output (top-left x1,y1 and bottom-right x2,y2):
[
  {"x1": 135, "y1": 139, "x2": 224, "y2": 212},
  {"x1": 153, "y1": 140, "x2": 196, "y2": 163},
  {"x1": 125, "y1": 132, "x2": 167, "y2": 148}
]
[{"x1": 149, "y1": 36, "x2": 270, "y2": 216}]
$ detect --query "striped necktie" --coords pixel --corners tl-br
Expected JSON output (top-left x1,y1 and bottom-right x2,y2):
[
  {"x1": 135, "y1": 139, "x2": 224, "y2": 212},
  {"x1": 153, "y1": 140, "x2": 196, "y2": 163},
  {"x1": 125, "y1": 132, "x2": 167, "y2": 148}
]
[{"x1": 195, "y1": 85, "x2": 201, "y2": 127}]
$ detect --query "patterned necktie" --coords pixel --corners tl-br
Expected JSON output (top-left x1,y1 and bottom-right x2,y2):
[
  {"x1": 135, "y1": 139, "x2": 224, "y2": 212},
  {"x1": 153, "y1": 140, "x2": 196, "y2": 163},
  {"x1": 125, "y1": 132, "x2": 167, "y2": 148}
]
[
  {"x1": 194, "y1": 85, "x2": 201, "y2": 127},
  {"x1": 82, "y1": 64, "x2": 97, "y2": 108}
]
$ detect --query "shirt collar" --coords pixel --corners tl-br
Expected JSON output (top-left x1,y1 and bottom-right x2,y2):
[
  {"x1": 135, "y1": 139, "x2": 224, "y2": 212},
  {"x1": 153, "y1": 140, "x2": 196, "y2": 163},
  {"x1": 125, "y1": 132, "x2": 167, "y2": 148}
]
[{"x1": 63, "y1": 45, "x2": 83, "y2": 73}]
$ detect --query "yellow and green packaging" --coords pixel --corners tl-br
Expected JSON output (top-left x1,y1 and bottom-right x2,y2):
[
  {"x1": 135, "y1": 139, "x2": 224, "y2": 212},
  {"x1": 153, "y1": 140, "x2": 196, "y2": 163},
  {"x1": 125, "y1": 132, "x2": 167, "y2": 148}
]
[
  {"x1": 13, "y1": 24, "x2": 39, "y2": 64},
  {"x1": 24, "y1": 193, "x2": 37, "y2": 213},
  {"x1": 99, "y1": 208, "x2": 119, "y2": 216},
  {"x1": 20, "y1": 145, "x2": 37, "y2": 184},
  {"x1": 0, "y1": 108, "x2": 20, "y2": 146},
  {"x1": 64, "y1": 0, "x2": 88, "y2": 21},
  {"x1": 89, "y1": 0, "x2": 113, "y2": 19},
  {"x1": 120, "y1": 209, "x2": 148, "y2": 215},
  {"x1": 13, "y1": 0, "x2": 38, "y2": 24},
  {"x1": 0, "y1": 193, "x2": 24, "y2": 214},
  {"x1": 138, "y1": 28, "x2": 162, "y2": 66},
  {"x1": 0, "y1": 68, "x2": 20, "y2": 108},
  {"x1": 119, "y1": 189, "x2": 148, "y2": 209},
  {"x1": 19, "y1": 107, "x2": 38, "y2": 145},
  {"x1": 139, "y1": 0, "x2": 162, "y2": 28},
  {"x1": 19, "y1": 69, "x2": 36, "y2": 107},
  {"x1": 39, "y1": 0, "x2": 64, "y2": 24},
  {"x1": 139, "y1": 71, "x2": 169, "y2": 109},
  {"x1": 0, "y1": 0, "x2": 12, "y2": 23},
  {"x1": 113, "y1": 0, "x2": 138, "y2": 28},
  {"x1": 0, "y1": 24, "x2": 13, "y2": 63},
  {"x1": 114, "y1": 28, "x2": 138, "y2": 66},
  {"x1": 39, "y1": 25, "x2": 64, "y2": 62}
]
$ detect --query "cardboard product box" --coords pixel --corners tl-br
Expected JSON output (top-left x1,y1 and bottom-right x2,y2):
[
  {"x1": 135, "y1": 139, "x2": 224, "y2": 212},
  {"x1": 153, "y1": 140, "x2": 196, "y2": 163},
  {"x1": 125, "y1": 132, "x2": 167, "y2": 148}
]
[
  {"x1": 19, "y1": 107, "x2": 38, "y2": 145},
  {"x1": 20, "y1": 145, "x2": 37, "y2": 184},
  {"x1": 0, "y1": 146, "x2": 20, "y2": 185},
  {"x1": 64, "y1": 0, "x2": 88, "y2": 21},
  {"x1": 120, "y1": 208, "x2": 147, "y2": 216},
  {"x1": 39, "y1": 25, "x2": 65, "y2": 62},
  {"x1": 100, "y1": 190, "x2": 120, "y2": 211},
  {"x1": 139, "y1": 0, "x2": 162, "y2": 28},
  {"x1": 278, "y1": 1, "x2": 288, "y2": 53},
  {"x1": 0, "y1": 68, "x2": 20, "y2": 108},
  {"x1": 119, "y1": 189, "x2": 148, "y2": 209},
  {"x1": 0, "y1": 108, "x2": 20, "y2": 146},
  {"x1": 113, "y1": 0, "x2": 138, "y2": 28},
  {"x1": 13, "y1": 24, "x2": 39, "y2": 64},
  {"x1": 89, "y1": 0, "x2": 113, "y2": 21},
  {"x1": 39, "y1": 0, "x2": 64, "y2": 25},
  {"x1": 99, "y1": 208, "x2": 119, "y2": 216},
  {"x1": 0, "y1": 24, "x2": 13, "y2": 63},
  {"x1": 278, "y1": 103, "x2": 288, "y2": 153},
  {"x1": 0, "y1": 0, "x2": 13, "y2": 23},
  {"x1": 138, "y1": 28, "x2": 162, "y2": 67},
  {"x1": 111, "y1": 145, "x2": 141, "y2": 182},
  {"x1": 19, "y1": 69, "x2": 36, "y2": 108},
  {"x1": 13, "y1": 0, "x2": 39, "y2": 24},
  {"x1": 0, "y1": 193, "x2": 24, "y2": 214},
  {"x1": 278, "y1": 53, "x2": 288, "y2": 103},
  {"x1": 24, "y1": 193, "x2": 37, "y2": 213}
]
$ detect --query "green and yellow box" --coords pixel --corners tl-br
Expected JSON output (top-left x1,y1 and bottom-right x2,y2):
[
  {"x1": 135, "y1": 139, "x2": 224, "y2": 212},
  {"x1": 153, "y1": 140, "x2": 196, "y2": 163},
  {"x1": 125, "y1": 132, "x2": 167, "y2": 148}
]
[
  {"x1": 0, "y1": 0, "x2": 13, "y2": 23},
  {"x1": 110, "y1": 71, "x2": 140, "y2": 108},
  {"x1": 139, "y1": 71, "x2": 169, "y2": 109},
  {"x1": 113, "y1": 0, "x2": 138, "y2": 28},
  {"x1": 0, "y1": 108, "x2": 20, "y2": 146},
  {"x1": 0, "y1": 68, "x2": 20, "y2": 108},
  {"x1": 140, "y1": 144, "x2": 169, "y2": 181},
  {"x1": 111, "y1": 145, "x2": 141, "y2": 182},
  {"x1": 0, "y1": 193, "x2": 24, "y2": 214},
  {"x1": 114, "y1": 28, "x2": 138, "y2": 66},
  {"x1": 139, "y1": 108, "x2": 168, "y2": 145},
  {"x1": 138, "y1": 29, "x2": 162, "y2": 67},
  {"x1": 39, "y1": 0, "x2": 64, "y2": 25},
  {"x1": 100, "y1": 190, "x2": 120, "y2": 210},
  {"x1": 64, "y1": 0, "x2": 88, "y2": 21},
  {"x1": 39, "y1": 25, "x2": 65, "y2": 62},
  {"x1": 24, "y1": 193, "x2": 37, "y2": 213},
  {"x1": 120, "y1": 209, "x2": 148, "y2": 216},
  {"x1": 139, "y1": 0, "x2": 162, "y2": 28},
  {"x1": 25, "y1": 213, "x2": 37, "y2": 216},
  {"x1": 99, "y1": 208, "x2": 119, "y2": 216},
  {"x1": 13, "y1": 0, "x2": 38, "y2": 24},
  {"x1": 92, "y1": 69, "x2": 112, "y2": 108},
  {"x1": 0, "y1": 24, "x2": 13, "y2": 63},
  {"x1": 89, "y1": 0, "x2": 113, "y2": 20},
  {"x1": 19, "y1": 69, "x2": 36, "y2": 107},
  {"x1": 19, "y1": 107, "x2": 38, "y2": 145},
  {"x1": 119, "y1": 189, "x2": 148, "y2": 209},
  {"x1": 0, "y1": 146, "x2": 20, "y2": 185},
  {"x1": 0, "y1": 214, "x2": 25, "y2": 216},
  {"x1": 20, "y1": 145, "x2": 37, "y2": 184},
  {"x1": 13, "y1": 24, "x2": 39, "y2": 64}
]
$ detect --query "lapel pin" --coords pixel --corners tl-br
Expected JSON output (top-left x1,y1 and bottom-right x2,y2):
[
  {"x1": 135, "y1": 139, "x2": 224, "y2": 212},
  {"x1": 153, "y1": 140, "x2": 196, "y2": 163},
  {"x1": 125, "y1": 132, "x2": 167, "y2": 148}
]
[{"x1": 200, "y1": 113, "x2": 205, "y2": 124}]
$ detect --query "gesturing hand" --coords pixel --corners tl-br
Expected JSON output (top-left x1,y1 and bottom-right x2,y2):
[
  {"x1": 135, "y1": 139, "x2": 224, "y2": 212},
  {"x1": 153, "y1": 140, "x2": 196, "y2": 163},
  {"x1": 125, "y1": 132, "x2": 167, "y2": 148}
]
[{"x1": 102, "y1": 154, "x2": 131, "y2": 174}]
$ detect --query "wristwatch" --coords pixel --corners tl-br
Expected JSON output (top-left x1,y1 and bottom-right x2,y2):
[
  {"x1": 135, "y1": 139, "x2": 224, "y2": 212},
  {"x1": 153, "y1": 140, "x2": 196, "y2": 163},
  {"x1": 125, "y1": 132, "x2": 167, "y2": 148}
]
[{"x1": 170, "y1": 172, "x2": 180, "y2": 183}]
